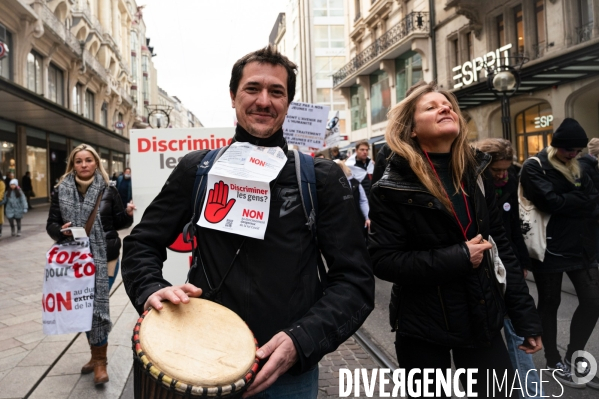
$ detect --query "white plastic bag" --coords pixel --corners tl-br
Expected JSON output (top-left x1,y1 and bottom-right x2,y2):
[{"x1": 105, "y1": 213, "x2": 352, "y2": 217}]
[{"x1": 42, "y1": 236, "x2": 95, "y2": 335}]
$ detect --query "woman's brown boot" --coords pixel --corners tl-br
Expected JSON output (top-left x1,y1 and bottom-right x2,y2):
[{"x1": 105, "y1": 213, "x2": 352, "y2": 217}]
[
  {"x1": 91, "y1": 343, "x2": 109, "y2": 385},
  {"x1": 81, "y1": 346, "x2": 94, "y2": 374}
]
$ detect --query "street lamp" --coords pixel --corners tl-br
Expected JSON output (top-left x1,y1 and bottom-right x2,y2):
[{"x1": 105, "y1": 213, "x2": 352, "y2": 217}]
[{"x1": 488, "y1": 66, "x2": 521, "y2": 142}]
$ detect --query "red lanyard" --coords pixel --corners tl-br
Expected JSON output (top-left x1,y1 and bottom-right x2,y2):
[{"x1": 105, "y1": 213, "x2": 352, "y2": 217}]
[{"x1": 423, "y1": 151, "x2": 472, "y2": 240}]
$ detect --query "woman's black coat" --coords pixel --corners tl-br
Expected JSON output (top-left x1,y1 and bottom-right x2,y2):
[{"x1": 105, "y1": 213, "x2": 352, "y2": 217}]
[
  {"x1": 520, "y1": 149, "x2": 599, "y2": 272},
  {"x1": 496, "y1": 172, "x2": 531, "y2": 270},
  {"x1": 47, "y1": 184, "x2": 133, "y2": 261},
  {"x1": 579, "y1": 154, "x2": 599, "y2": 193},
  {"x1": 369, "y1": 150, "x2": 542, "y2": 348}
]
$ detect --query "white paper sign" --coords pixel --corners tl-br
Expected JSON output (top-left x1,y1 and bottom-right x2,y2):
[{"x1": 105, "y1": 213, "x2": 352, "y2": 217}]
[
  {"x1": 198, "y1": 142, "x2": 287, "y2": 239},
  {"x1": 325, "y1": 111, "x2": 341, "y2": 148},
  {"x1": 283, "y1": 102, "x2": 330, "y2": 149}
]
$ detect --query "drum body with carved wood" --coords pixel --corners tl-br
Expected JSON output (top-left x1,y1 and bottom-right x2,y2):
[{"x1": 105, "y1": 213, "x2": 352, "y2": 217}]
[{"x1": 132, "y1": 298, "x2": 259, "y2": 398}]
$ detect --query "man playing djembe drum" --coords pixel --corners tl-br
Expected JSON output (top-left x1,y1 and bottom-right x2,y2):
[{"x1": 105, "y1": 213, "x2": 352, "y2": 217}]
[{"x1": 122, "y1": 46, "x2": 374, "y2": 398}]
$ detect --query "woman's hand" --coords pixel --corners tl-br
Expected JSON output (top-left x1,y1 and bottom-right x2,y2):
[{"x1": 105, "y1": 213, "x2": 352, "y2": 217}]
[
  {"x1": 364, "y1": 219, "x2": 371, "y2": 231},
  {"x1": 465, "y1": 234, "x2": 492, "y2": 268},
  {"x1": 126, "y1": 200, "x2": 137, "y2": 216},
  {"x1": 61, "y1": 222, "x2": 72, "y2": 236}
]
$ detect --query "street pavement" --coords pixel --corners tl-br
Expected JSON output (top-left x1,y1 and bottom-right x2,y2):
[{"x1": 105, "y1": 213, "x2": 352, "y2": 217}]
[{"x1": 1, "y1": 204, "x2": 598, "y2": 398}]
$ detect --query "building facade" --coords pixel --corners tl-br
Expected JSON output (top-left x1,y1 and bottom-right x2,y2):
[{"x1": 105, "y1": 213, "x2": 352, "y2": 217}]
[
  {"x1": 270, "y1": 0, "x2": 350, "y2": 138},
  {"x1": 438, "y1": 0, "x2": 599, "y2": 161},
  {"x1": 0, "y1": 0, "x2": 194, "y2": 202},
  {"x1": 156, "y1": 87, "x2": 203, "y2": 129},
  {"x1": 332, "y1": 0, "x2": 432, "y2": 151}
]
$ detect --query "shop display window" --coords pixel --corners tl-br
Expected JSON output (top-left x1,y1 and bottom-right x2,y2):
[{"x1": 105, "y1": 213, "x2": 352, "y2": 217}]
[
  {"x1": 27, "y1": 145, "x2": 48, "y2": 198},
  {"x1": 515, "y1": 103, "x2": 553, "y2": 162},
  {"x1": 1, "y1": 141, "x2": 15, "y2": 178}
]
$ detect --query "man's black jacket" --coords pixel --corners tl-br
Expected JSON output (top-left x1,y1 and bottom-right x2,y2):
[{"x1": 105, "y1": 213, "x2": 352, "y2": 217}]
[
  {"x1": 122, "y1": 127, "x2": 374, "y2": 374},
  {"x1": 369, "y1": 150, "x2": 542, "y2": 347}
]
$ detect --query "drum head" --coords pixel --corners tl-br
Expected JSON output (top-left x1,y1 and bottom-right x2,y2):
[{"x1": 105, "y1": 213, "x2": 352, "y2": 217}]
[{"x1": 139, "y1": 298, "x2": 256, "y2": 387}]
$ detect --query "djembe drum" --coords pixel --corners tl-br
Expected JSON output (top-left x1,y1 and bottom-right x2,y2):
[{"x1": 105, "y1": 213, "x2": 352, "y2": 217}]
[{"x1": 132, "y1": 298, "x2": 259, "y2": 398}]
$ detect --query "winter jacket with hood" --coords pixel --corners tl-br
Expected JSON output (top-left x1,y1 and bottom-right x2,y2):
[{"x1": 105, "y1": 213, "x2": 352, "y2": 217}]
[
  {"x1": 4, "y1": 187, "x2": 27, "y2": 219},
  {"x1": 369, "y1": 149, "x2": 542, "y2": 348},
  {"x1": 121, "y1": 126, "x2": 374, "y2": 375},
  {"x1": 520, "y1": 148, "x2": 599, "y2": 272}
]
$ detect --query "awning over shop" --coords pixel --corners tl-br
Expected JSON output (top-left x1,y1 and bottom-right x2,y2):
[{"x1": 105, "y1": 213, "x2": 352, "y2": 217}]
[
  {"x1": 453, "y1": 41, "x2": 599, "y2": 110},
  {"x1": 0, "y1": 77, "x2": 129, "y2": 153},
  {"x1": 368, "y1": 135, "x2": 385, "y2": 144}
]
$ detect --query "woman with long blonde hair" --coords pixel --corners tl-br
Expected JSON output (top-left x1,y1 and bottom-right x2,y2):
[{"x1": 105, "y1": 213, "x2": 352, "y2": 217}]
[
  {"x1": 46, "y1": 144, "x2": 134, "y2": 385},
  {"x1": 520, "y1": 118, "x2": 599, "y2": 389},
  {"x1": 368, "y1": 82, "x2": 542, "y2": 397}
]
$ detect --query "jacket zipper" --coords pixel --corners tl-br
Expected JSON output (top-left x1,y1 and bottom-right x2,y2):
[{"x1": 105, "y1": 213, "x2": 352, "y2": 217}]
[{"x1": 437, "y1": 286, "x2": 450, "y2": 331}]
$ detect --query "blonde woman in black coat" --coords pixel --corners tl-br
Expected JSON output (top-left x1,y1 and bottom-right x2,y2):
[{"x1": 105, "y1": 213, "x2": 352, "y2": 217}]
[
  {"x1": 520, "y1": 118, "x2": 599, "y2": 389},
  {"x1": 369, "y1": 82, "x2": 542, "y2": 397}
]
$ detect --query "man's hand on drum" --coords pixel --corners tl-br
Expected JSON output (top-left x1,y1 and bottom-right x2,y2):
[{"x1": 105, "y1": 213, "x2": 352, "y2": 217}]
[
  {"x1": 143, "y1": 284, "x2": 203, "y2": 311},
  {"x1": 243, "y1": 332, "x2": 298, "y2": 397}
]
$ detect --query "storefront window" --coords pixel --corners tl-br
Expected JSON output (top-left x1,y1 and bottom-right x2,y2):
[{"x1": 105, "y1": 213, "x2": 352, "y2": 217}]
[
  {"x1": 1, "y1": 141, "x2": 16, "y2": 178},
  {"x1": 515, "y1": 103, "x2": 553, "y2": 162},
  {"x1": 350, "y1": 84, "x2": 367, "y2": 131},
  {"x1": 112, "y1": 152, "x2": 124, "y2": 175},
  {"x1": 27, "y1": 145, "x2": 48, "y2": 198},
  {"x1": 100, "y1": 148, "x2": 110, "y2": 174},
  {"x1": 396, "y1": 53, "x2": 423, "y2": 102},
  {"x1": 370, "y1": 71, "x2": 390, "y2": 125}
]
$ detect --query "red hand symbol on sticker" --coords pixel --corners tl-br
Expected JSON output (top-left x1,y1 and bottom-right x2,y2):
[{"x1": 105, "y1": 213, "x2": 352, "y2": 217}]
[{"x1": 204, "y1": 180, "x2": 236, "y2": 224}]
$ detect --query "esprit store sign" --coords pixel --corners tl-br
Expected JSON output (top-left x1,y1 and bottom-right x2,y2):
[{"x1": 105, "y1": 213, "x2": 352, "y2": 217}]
[
  {"x1": 535, "y1": 115, "x2": 553, "y2": 129},
  {"x1": 452, "y1": 44, "x2": 513, "y2": 89}
]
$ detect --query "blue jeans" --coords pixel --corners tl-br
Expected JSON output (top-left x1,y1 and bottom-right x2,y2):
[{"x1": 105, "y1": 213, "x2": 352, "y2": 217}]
[
  {"x1": 248, "y1": 367, "x2": 318, "y2": 399},
  {"x1": 108, "y1": 259, "x2": 120, "y2": 291},
  {"x1": 504, "y1": 319, "x2": 544, "y2": 398},
  {"x1": 85, "y1": 259, "x2": 120, "y2": 347}
]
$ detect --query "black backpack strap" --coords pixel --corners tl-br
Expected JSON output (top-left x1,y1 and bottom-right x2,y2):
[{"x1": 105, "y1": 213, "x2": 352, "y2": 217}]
[
  {"x1": 292, "y1": 150, "x2": 327, "y2": 288},
  {"x1": 183, "y1": 146, "x2": 228, "y2": 285}
]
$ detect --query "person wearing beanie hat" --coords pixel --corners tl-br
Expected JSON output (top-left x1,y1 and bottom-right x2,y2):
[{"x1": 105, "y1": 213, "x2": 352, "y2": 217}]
[
  {"x1": 550, "y1": 118, "x2": 589, "y2": 149},
  {"x1": 520, "y1": 117, "x2": 599, "y2": 390},
  {"x1": 4, "y1": 178, "x2": 27, "y2": 237}
]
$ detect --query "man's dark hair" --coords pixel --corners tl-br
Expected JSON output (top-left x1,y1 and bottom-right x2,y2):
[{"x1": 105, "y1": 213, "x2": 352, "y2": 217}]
[
  {"x1": 229, "y1": 46, "x2": 298, "y2": 103},
  {"x1": 355, "y1": 140, "x2": 369, "y2": 151}
]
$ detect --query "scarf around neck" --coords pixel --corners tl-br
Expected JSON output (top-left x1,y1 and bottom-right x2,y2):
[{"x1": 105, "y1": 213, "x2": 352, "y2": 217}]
[{"x1": 58, "y1": 171, "x2": 111, "y2": 344}]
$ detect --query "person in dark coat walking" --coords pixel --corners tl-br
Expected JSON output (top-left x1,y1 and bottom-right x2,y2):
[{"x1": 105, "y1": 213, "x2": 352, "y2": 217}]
[
  {"x1": 21, "y1": 171, "x2": 33, "y2": 210},
  {"x1": 369, "y1": 82, "x2": 542, "y2": 397},
  {"x1": 579, "y1": 137, "x2": 599, "y2": 190},
  {"x1": 116, "y1": 168, "x2": 132, "y2": 206},
  {"x1": 475, "y1": 138, "x2": 544, "y2": 398},
  {"x1": 520, "y1": 118, "x2": 599, "y2": 389}
]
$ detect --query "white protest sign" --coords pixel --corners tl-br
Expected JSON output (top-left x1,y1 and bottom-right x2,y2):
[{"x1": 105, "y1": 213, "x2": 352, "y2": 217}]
[
  {"x1": 43, "y1": 239, "x2": 95, "y2": 335},
  {"x1": 283, "y1": 102, "x2": 330, "y2": 149},
  {"x1": 198, "y1": 142, "x2": 287, "y2": 239},
  {"x1": 325, "y1": 111, "x2": 341, "y2": 148},
  {"x1": 130, "y1": 128, "x2": 235, "y2": 284}
]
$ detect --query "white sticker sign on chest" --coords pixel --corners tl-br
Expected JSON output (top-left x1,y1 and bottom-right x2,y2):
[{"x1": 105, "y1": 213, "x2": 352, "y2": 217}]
[{"x1": 198, "y1": 142, "x2": 287, "y2": 239}]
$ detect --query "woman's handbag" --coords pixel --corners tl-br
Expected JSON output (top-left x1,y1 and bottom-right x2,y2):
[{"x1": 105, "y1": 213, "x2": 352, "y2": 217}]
[
  {"x1": 42, "y1": 195, "x2": 102, "y2": 335},
  {"x1": 518, "y1": 157, "x2": 551, "y2": 262}
]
